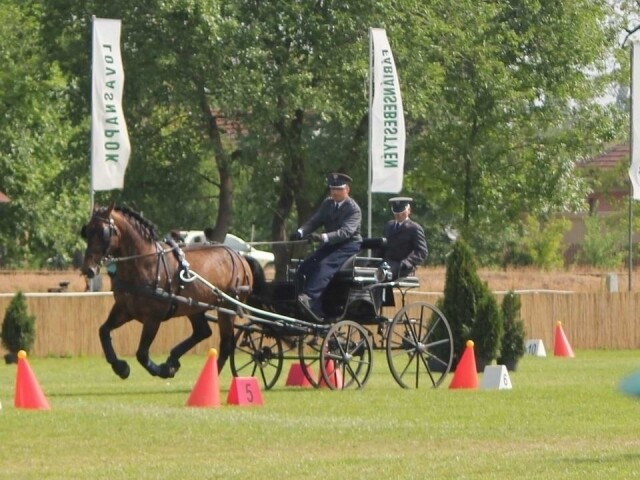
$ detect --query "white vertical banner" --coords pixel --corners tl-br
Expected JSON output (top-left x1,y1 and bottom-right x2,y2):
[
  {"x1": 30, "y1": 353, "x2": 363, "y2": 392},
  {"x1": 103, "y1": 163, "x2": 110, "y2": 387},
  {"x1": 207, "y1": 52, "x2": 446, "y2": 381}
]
[
  {"x1": 91, "y1": 17, "x2": 130, "y2": 191},
  {"x1": 369, "y1": 28, "x2": 405, "y2": 193},
  {"x1": 630, "y1": 40, "x2": 640, "y2": 200}
]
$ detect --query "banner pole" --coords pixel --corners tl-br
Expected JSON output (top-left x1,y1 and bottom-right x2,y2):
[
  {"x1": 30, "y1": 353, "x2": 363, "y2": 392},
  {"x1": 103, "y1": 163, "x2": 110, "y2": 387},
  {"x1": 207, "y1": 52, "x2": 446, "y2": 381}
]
[
  {"x1": 90, "y1": 15, "x2": 96, "y2": 213},
  {"x1": 630, "y1": 42, "x2": 636, "y2": 292},
  {"x1": 630, "y1": 182, "x2": 633, "y2": 291},
  {"x1": 367, "y1": 27, "x2": 373, "y2": 239}
]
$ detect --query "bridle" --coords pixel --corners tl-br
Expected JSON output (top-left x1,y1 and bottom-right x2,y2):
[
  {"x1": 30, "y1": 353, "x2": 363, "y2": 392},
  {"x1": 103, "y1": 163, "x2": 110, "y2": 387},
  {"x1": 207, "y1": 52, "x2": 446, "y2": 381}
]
[
  {"x1": 83, "y1": 213, "x2": 176, "y2": 267},
  {"x1": 82, "y1": 213, "x2": 118, "y2": 265}
]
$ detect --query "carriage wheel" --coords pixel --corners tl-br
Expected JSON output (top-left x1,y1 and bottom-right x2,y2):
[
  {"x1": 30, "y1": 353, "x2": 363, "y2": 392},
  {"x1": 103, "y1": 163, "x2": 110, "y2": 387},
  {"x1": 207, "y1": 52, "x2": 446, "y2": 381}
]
[
  {"x1": 320, "y1": 321, "x2": 373, "y2": 390},
  {"x1": 297, "y1": 333, "x2": 323, "y2": 388},
  {"x1": 386, "y1": 301, "x2": 453, "y2": 389},
  {"x1": 230, "y1": 327, "x2": 283, "y2": 390}
]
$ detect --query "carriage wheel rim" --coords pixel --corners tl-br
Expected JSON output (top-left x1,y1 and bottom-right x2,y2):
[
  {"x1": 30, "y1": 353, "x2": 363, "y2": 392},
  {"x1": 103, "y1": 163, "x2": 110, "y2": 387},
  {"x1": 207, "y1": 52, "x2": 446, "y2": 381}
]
[
  {"x1": 386, "y1": 301, "x2": 453, "y2": 389},
  {"x1": 231, "y1": 329, "x2": 283, "y2": 390},
  {"x1": 320, "y1": 320, "x2": 372, "y2": 390}
]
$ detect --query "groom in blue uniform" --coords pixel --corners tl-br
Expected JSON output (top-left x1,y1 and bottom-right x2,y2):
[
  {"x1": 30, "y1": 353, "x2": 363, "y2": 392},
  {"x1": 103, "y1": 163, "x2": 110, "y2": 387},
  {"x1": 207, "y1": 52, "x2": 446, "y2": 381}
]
[
  {"x1": 291, "y1": 173, "x2": 362, "y2": 319},
  {"x1": 380, "y1": 197, "x2": 428, "y2": 279}
]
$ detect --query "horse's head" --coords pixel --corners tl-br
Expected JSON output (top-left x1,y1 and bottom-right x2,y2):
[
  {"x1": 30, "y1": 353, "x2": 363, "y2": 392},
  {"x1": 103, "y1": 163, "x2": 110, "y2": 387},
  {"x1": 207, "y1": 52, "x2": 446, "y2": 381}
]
[{"x1": 80, "y1": 203, "x2": 119, "y2": 279}]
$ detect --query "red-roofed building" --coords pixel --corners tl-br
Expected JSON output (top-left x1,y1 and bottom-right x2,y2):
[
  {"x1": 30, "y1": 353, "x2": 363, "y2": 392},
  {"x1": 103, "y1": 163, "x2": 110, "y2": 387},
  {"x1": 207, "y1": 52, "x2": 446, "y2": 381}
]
[
  {"x1": 577, "y1": 143, "x2": 629, "y2": 213},
  {"x1": 563, "y1": 142, "x2": 631, "y2": 262}
]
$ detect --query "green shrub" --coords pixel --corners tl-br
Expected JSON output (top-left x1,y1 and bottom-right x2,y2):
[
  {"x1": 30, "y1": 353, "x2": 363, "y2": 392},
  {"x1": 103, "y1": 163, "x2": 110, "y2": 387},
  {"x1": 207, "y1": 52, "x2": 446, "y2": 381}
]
[
  {"x1": 438, "y1": 239, "x2": 487, "y2": 368},
  {"x1": 468, "y1": 289, "x2": 503, "y2": 368},
  {"x1": 497, "y1": 291, "x2": 526, "y2": 370},
  {"x1": 576, "y1": 214, "x2": 625, "y2": 268},
  {"x1": 518, "y1": 216, "x2": 571, "y2": 269},
  {"x1": 502, "y1": 240, "x2": 534, "y2": 267},
  {"x1": 1, "y1": 291, "x2": 36, "y2": 362}
]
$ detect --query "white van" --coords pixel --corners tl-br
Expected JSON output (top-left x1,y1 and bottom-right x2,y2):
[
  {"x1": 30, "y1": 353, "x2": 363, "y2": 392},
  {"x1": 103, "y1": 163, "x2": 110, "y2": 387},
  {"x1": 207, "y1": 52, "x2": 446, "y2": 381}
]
[{"x1": 176, "y1": 231, "x2": 274, "y2": 269}]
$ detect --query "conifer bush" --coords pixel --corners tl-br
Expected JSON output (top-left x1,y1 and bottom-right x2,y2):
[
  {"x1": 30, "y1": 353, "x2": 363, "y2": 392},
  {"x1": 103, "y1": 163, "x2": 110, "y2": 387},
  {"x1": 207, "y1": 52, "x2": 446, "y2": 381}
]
[
  {"x1": 1, "y1": 291, "x2": 36, "y2": 364},
  {"x1": 469, "y1": 290, "x2": 503, "y2": 370},
  {"x1": 438, "y1": 238, "x2": 503, "y2": 369},
  {"x1": 437, "y1": 239, "x2": 485, "y2": 368},
  {"x1": 497, "y1": 291, "x2": 526, "y2": 370}
]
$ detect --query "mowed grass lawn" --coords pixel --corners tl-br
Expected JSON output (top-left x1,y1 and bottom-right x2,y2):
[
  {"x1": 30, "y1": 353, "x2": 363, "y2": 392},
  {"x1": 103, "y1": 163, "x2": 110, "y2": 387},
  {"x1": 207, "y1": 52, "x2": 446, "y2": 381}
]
[{"x1": 1, "y1": 350, "x2": 640, "y2": 480}]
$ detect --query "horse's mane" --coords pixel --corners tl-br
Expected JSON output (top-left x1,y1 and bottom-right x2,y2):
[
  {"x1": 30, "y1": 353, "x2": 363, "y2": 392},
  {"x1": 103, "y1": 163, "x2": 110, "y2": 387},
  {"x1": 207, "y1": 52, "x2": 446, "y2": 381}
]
[{"x1": 98, "y1": 205, "x2": 159, "y2": 242}]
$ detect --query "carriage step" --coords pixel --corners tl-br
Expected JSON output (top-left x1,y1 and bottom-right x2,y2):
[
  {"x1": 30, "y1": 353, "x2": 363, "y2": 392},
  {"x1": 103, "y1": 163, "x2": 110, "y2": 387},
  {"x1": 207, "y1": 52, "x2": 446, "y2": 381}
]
[{"x1": 297, "y1": 295, "x2": 325, "y2": 322}]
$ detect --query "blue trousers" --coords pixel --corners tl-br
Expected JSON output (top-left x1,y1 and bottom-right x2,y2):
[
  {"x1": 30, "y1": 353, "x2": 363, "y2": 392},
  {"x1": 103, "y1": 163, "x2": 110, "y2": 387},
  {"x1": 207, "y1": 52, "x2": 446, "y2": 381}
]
[{"x1": 297, "y1": 241, "x2": 361, "y2": 315}]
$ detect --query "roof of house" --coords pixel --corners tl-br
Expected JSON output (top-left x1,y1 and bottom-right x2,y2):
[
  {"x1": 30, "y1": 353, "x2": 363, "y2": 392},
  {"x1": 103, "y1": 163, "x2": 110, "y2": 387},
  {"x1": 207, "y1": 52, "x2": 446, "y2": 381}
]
[
  {"x1": 0, "y1": 191, "x2": 10, "y2": 203},
  {"x1": 579, "y1": 143, "x2": 629, "y2": 171}
]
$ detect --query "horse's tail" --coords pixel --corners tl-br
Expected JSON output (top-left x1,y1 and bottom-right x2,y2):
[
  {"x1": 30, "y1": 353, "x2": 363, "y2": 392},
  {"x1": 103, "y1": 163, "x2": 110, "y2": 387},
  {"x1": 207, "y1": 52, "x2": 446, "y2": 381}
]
[{"x1": 243, "y1": 256, "x2": 266, "y2": 296}]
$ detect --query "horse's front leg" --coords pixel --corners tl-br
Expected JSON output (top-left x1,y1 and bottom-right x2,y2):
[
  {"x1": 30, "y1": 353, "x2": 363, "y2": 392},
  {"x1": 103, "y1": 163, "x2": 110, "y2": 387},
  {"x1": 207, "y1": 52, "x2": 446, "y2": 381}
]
[
  {"x1": 135, "y1": 319, "x2": 165, "y2": 377},
  {"x1": 217, "y1": 311, "x2": 236, "y2": 373},
  {"x1": 99, "y1": 305, "x2": 134, "y2": 379},
  {"x1": 160, "y1": 312, "x2": 212, "y2": 378}
]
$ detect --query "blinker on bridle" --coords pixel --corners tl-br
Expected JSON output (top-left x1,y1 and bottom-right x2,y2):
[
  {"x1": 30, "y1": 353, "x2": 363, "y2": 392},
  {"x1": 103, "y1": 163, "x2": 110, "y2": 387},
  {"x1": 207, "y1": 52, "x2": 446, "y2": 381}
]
[{"x1": 85, "y1": 214, "x2": 117, "y2": 260}]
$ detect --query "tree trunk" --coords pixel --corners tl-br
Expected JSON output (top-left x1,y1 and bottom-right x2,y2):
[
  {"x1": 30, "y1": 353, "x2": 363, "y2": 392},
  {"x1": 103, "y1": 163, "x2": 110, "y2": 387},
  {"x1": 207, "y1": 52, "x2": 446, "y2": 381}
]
[
  {"x1": 272, "y1": 109, "x2": 305, "y2": 280},
  {"x1": 200, "y1": 92, "x2": 233, "y2": 243}
]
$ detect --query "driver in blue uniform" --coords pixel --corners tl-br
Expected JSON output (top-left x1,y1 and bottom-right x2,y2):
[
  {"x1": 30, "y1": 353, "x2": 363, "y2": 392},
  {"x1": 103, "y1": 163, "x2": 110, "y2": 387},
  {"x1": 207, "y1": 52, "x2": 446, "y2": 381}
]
[{"x1": 291, "y1": 173, "x2": 362, "y2": 319}]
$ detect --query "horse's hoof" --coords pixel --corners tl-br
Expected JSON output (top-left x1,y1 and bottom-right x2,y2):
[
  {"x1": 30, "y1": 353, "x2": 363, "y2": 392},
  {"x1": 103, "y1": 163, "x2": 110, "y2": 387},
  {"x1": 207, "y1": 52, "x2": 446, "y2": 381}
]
[
  {"x1": 159, "y1": 360, "x2": 180, "y2": 379},
  {"x1": 112, "y1": 360, "x2": 130, "y2": 379}
]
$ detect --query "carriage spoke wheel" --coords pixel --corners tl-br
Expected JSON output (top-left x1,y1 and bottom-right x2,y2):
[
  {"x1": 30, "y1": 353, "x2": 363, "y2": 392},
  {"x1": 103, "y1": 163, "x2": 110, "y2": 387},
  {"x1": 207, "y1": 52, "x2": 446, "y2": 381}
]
[
  {"x1": 297, "y1": 333, "x2": 323, "y2": 388},
  {"x1": 230, "y1": 327, "x2": 283, "y2": 390},
  {"x1": 386, "y1": 301, "x2": 453, "y2": 389},
  {"x1": 320, "y1": 321, "x2": 373, "y2": 390}
]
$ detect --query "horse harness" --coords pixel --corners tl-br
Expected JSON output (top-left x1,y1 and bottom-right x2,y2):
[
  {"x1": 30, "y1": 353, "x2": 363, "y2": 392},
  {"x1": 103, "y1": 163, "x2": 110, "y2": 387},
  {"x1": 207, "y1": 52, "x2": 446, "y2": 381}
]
[{"x1": 107, "y1": 237, "x2": 251, "y2": 320}]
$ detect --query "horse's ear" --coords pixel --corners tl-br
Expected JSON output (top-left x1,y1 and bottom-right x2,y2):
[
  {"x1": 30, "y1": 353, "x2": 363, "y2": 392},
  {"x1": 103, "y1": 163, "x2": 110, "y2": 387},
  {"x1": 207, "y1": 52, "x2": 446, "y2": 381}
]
[
  {"x1": 80, "y1": 225, "x2": 87, "y2": 239},
  {"x1": 106, "y1": 201, "x2": 115, "y2": 216}
]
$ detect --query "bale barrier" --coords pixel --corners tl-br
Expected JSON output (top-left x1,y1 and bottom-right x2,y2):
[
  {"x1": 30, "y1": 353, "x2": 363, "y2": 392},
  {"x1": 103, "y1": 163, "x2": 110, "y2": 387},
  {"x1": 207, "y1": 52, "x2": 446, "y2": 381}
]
[
  {"x1": 0, "y1": 290, "x2": 639, "y2": 357},
  {"x1": 0, "y1": 292, "x2": 221, "y2": 357}
]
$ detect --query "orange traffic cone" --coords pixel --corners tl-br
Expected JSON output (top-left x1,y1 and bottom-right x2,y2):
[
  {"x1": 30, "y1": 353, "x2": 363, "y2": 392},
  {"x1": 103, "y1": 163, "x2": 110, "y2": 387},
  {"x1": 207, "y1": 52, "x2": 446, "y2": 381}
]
[
  {"x1": 15, "y1": 350, "x2": 50, "y2": 410},
  {"x1": 186, "y1": 348, "x2": 221, "y2": 408},
  {"x1": 449, "y1": 340, "x2": 479, "y2": 389},
  {"x1": 318, "y1": 359, "x2": 344, "y2": 389},
  {"x1": 554, "y1": 321, "x2": 575, "y2": 358},
  {"x1": 285, "y1": 362, "x2": 313, "y2": 387}
]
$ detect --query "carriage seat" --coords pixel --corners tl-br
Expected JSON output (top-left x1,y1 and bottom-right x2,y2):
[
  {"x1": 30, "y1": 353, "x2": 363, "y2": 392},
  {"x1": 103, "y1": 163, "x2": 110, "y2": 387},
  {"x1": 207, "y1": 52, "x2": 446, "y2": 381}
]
[
  {"x1": 333, "y1": 254, "x2": 381, "y2": 286},
  {"x1": 287, "y1": 238, "x2": 386, "y2": 285},
  {"x1": 331, "y1": 238, "x2": 387, "y2": 285}
]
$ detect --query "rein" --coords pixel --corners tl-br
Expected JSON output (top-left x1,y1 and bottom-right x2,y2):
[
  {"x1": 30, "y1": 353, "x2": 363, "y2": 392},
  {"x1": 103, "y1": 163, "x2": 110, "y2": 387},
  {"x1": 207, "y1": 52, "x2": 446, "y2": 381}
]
[
  {"x1": 246, "y1": 239, "x2": 308, "y2": 246},
  {"x1": 104, "y1": 247, "x2": 173, "y2": 264}
]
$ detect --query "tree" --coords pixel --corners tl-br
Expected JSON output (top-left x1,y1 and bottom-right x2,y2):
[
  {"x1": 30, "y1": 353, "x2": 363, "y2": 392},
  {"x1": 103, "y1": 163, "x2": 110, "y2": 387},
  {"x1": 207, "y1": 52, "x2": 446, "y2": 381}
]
[
  {"x1": 39, "y1": 1, "x2": 231, "y2": 236},
  {"x1": 398, "y1": 0, "x2": 626, "y2": 261},
  {"x1": 38, "y1": 1, "x2": 387, "y2": 275},
  {"x1": 0, "y1": 1, "x2": 87, "y2": 267},
  {"x1": 1, "y1": 0, "x2": 628, "y2": 268}
]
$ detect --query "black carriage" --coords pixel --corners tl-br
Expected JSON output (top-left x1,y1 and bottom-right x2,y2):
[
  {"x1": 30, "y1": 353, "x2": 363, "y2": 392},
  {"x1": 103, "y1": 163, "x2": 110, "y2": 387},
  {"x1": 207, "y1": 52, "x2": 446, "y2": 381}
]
[
  {"x1": 80, "y1": 205, "x2": 451, "y2": 387},
  {"x1": 229, "y1": 239, "x2": 454, "y2": 390}
]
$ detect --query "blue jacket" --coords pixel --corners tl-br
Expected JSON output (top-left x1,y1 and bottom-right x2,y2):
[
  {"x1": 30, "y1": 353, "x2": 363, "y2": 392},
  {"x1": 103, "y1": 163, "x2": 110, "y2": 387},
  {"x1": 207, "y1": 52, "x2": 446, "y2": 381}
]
[
  {"x1": 300, "y1": 197, "x2": 362, "y2": 244},
  {"x1": 382, "y1": 218, "x2": 428, "y2": 267}
]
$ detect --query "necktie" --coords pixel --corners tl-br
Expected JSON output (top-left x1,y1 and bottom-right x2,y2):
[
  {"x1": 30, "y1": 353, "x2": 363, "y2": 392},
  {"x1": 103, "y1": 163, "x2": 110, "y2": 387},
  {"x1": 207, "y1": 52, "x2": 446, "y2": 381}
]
[
  {"x1": 395, "y1": 222, "x2": 400, "y2": 231},
  {"x1": 334, "y1": 202, "x2": 339, "y2": 212}
]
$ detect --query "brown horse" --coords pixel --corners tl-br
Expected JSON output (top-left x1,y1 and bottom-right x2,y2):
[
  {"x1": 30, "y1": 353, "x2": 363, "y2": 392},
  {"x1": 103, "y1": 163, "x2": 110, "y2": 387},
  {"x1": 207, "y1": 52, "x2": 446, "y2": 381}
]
[{"x1": 80, "y1": 204, "x2": 253, "y2": 379}]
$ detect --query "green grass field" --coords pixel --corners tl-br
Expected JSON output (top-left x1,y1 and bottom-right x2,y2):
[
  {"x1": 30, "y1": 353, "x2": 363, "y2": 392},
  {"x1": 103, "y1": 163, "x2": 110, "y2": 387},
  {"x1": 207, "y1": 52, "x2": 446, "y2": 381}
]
[{"x1": 1, "y1": 351, "x2": 640, "y2": 480}]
